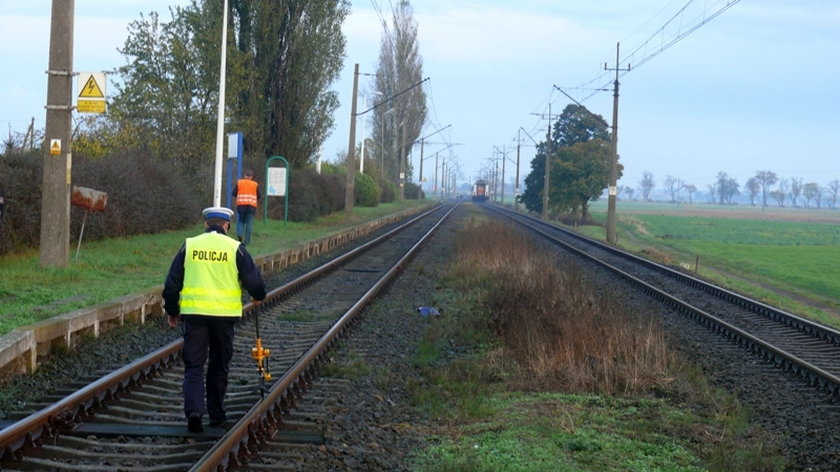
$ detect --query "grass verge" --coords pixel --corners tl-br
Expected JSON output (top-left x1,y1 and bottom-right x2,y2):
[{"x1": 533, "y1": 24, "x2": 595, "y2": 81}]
[
  {"x1": 0, "y1": 200, "x2": 427, "y2": 335},
  {"x1": 406, "y1": 211, "x2": 786, "y2": 471}
]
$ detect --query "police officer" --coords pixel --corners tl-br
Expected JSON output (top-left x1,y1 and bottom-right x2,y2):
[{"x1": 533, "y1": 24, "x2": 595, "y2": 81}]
[{"x1": 162, "y1": 206, "x2": 266, "y2": 433}]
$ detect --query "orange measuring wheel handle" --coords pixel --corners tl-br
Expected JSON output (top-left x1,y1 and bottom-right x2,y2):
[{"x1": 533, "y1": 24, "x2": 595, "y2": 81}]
[{"x1": 251, "y1": 338, "x2": 272, "y2": 381}]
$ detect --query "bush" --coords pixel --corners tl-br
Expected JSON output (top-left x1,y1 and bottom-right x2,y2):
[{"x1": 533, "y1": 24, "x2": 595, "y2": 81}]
[
  {"x1": 318, "y1": 173, "x2": 346, "y2": 215},
  {"x1": 354, "y1": 172, "x2": 380, "y2": 207},
  {"x1": 0, "y1": 151, "x2": 42, "y2": 254},
  {"x1": 0, "y1": 149, "x2": 202, "y2": 255},
  {"x1": 282, "y1": 167, "x2": 345, "y2": 222},
  {"x1": 405, "y1": 182, "x2": 425, "y2": 200},
  {"x1": 377, "y1": 176, "x2": 396, "y2": 203},
  {"x1": 284, "y1": 168, "x2": 319, "y2": 222},
  {"x1": 72, "y1": 150, "x2": 202, "y2": 238}
]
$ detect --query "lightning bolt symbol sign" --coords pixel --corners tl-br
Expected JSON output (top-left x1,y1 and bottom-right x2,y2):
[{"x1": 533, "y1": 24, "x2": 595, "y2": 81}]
[{"x1": 79, "y1": 74, "x2": 104, "y2": 98}]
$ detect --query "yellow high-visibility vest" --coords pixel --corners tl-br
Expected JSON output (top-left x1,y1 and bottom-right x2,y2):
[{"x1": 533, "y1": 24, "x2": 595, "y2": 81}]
[{"x1": 180, "y1": 232, "x2": 242, "y2": 316}]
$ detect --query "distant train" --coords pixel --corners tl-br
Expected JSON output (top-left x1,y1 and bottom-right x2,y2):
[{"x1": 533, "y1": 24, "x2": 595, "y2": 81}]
[{"x1": 472, "y1": 179, "x2": 489, "y2": 202}]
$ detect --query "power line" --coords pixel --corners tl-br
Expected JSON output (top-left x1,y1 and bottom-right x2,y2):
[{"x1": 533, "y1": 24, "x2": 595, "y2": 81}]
[
  {"x1": 425, "y1": 79, "x2": 447, "y2": 138},
  {"x1": 622, "y1": 0, "x2": 743, "y2": 72},
  {"x1": 370, "y1": 0, "x2": 395, "y2": 51},
  {"x1": 571, "y1": 0, "x2": 743, "y2": 103}
]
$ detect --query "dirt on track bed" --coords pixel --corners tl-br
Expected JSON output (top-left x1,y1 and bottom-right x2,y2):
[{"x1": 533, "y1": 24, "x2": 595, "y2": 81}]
[{"x1": 2, "y1": 204, "x2": 840, "y2": 470}]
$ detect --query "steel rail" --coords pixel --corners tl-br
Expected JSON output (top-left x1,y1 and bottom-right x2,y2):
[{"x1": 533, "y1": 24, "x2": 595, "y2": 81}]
[
  {"x1": 0, "y1": 203, "x2": 447, "y2": 462},
  {"x1": 494, "y1": 205, "x2": 840, "y2": 346},
  {"x1": 488, "y1": 204, "x2": 840, "y2": 397},
  {"x1": 0, "y1": 341, "x2": 181, "y2": 458},
  {"x1": 190, "y1": 202, "x2": 459, "y2": 471}
]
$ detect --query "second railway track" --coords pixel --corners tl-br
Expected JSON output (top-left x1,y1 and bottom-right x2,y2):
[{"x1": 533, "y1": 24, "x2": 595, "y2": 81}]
[{"x1": 488, "y1": 204, "x2": 840, "y2": 397}]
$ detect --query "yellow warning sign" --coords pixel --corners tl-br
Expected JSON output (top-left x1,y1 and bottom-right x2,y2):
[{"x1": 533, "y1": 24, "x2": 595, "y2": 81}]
[
  {"x1": 79, "y1": 74, "x2": 104, "y2": 98},
  {"x1": 77, "y1": 100, "x2": 107, "y2": 113},
  {"x1": 77, "y1": 72, "x2": 107, "y2": 114},
  {"x1": 50, "y1": 139, "x2": 61, "y2": 155}
]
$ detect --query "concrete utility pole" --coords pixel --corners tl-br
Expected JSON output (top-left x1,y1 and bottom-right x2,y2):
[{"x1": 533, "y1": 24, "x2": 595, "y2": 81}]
[
  {"x1": 415, "y1": 124, "x2": 451, "y2": 189},
  {"x1": 398, "y1": 122, "x2": 407, "y2": 200},
  {"x1": 542, "y1": 103, "x2": 557, "y2": 221},
  {"x1": 605, "y1": 43, "x2": 630, "y2": 245},
  {"x1": 344, "y1": 63, "x2": 359, "y2": 212},
  {"x1": 39, "y1": 0, "x2": 75, "y2": 267},
  {"x1": 515, "y1": 130, "x2": 522, "y2": 208},
  {"x1": 500, "y1": 147, "x2": 506, "y2": 204},
  {"x1": 543, "y1": 103, "x2": 551, "y2": 220},
  {"x1": 518, "y1": 126, "x2": 541, "y2": 211},
  {"x1": 418, "y1": 138, "x2": 424, "y2": 191},
  {"x1": 493, "y1": 153, "x2": 500, "y2": 203},
  {"x1": 493, "y1": 145, "x2": 514, "y2": 206}
]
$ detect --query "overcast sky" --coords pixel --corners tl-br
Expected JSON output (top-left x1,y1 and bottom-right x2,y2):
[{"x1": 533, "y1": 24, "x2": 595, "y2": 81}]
[{"x1": 2, "y1": 1, "x2": 838, "y2": 195}]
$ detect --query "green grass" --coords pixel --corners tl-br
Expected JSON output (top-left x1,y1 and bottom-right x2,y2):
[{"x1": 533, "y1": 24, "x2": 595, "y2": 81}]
[
  {"x1": 0, "y1": 200, "x2": 428, "y2": 335},
  {"x1": 412, "y1": 393, "x2": 710, "y2": 472},
  {"x1": 580, "y1": 201, "x2": 840, "y2": 327},
  {"x1": 628, "y1": 212, "x2": 840, "y2": 246}
]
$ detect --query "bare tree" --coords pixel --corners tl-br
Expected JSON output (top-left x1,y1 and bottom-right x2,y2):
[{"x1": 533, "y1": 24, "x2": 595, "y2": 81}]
[
  {"x1": 640, "y1": 171, "x2": 655, "y2": 201},
  {"x1": 790, "y1": 177, "x2": 803, "y2": 208},
  {"x1": 770, "y1": 189, "x2": 786, "y2": 207},
  {"x1": 827, "y1": 180, "x2": 840, "y2": 209},
  {"x1": 715, "y1": 171, "x2": 739, "y2": 205},
  {"x1": 803, "y1": 182, "x2": 821, "y2": 208},
  {"x1": 684, "y1": 183, "x2": 697, "y2": 203},
  {"x1": 745, "y1": 177, "x2": 759, "y2": 206},
  {"x1": 754, "y1": 170, "x2": 778, "y2": 208},
  {"x1": 707, "y1": 183, "x2": 717, "y2": 204},
  {"x1": 619, "y1": 185, "x2": 634, "y2": 201},
  {"x1": 3, "y1": 120, "x2": 39, "y2": 156},
  {"x1": 663, "y1": 175, "x2": 682, "y2": 202},
  {"x1": 776, "y1": 179, "x2": 789, "y2": 208}
]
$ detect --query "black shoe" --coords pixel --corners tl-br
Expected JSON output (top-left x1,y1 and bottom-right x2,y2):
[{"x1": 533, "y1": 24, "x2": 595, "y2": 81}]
[
  {"x1": 188, "y1": 413, "x2": 203, "y2": 433},
  {"x1": 208, "y1": 416, "x2": 227, "y2": 426},
  {"x1": 209, "y1": 418, "x2": 234, "y2": 428}
]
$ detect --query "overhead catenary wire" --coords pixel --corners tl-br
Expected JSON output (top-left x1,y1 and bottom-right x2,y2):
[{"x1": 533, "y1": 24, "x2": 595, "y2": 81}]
[
  {"x1": 370, "y1": 0, "x2": 395, "y2": 51},
  {"x1": 568, "y1": 0, "x2": 743, "y2": 103},
  {"x1": 622, "y1": 0, "x2": 742, "y2": 73}
]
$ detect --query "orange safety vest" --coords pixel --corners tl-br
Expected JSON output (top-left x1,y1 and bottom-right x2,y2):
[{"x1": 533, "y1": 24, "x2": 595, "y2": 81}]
[{"x1": 236, "y1": 179, "x2": 259, "y2": 208}]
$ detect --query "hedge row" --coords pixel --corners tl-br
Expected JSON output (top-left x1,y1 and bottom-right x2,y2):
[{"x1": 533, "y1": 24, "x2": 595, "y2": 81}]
[{"x1": 0, "y1": 150, "x2": 423, "y2": 256}]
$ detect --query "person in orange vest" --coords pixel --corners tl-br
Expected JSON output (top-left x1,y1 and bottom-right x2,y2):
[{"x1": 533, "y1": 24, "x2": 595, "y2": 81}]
[
  {"x1": 232, "y1": 169, "x2": 259, "y2": 245},
  {"x1": 162, "y1": 206, "x2": 266, "y2": 433}
]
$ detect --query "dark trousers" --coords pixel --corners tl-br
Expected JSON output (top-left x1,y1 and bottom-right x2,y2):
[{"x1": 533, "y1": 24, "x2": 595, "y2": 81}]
[
  {"x1": 181, "y1": 315, "x2": 237, "y2": 421},
  {"x1": 236, "y1": 207, "x2": 255, "y2": 245}
]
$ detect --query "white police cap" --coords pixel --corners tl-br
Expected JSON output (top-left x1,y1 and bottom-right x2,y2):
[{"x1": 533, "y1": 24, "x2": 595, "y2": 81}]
[{"x1": 202, "y1": 206, "x2": 234, "y2": 221}]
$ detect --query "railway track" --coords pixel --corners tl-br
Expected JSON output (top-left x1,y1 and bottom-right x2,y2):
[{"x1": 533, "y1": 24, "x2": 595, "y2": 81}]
[
  {"x1": 0, "y1": 202, "x2": 458, "y2": 471},
  {"x1": 488, "y1": 204, "x2": 840, "y2": 398}
]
